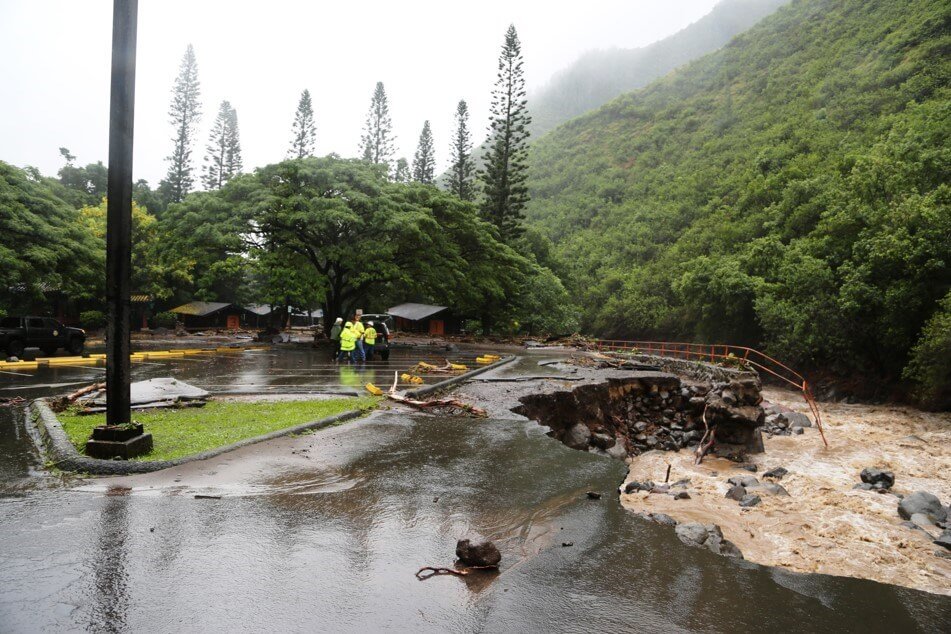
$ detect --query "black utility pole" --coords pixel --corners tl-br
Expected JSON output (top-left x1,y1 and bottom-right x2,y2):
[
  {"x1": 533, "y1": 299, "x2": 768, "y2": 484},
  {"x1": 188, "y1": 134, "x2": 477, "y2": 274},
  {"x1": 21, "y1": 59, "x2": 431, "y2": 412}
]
[{"x1": 105, "y1": 0, "x2": 138, "y2": 426}]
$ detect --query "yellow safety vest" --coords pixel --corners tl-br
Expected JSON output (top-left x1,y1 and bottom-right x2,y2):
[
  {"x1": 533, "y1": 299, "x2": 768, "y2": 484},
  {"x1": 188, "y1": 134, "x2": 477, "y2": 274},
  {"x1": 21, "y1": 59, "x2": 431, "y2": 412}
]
[
  {"x1": 339, "y1": 328, "x2": 356, "y2": 351},
  {"x1": 353, "y1": 321, "x2": 365, "y2": 336},
  {"x1": 364, "y1": 327, "x2": 377, "y2": 345}
]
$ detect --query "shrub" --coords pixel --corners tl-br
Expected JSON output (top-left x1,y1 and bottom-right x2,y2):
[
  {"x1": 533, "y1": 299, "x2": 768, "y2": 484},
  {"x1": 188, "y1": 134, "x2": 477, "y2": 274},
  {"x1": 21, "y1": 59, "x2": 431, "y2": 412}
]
[
  {"x1": 79, "y1": 310, "x2": 106, "y2": 329},
  {"x1": 151, "y1": 311, "x2": 178, "y2": 329}
]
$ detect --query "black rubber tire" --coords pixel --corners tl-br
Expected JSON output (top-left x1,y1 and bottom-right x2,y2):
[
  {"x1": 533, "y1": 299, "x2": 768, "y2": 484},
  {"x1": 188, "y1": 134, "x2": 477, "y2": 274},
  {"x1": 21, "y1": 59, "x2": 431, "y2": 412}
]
[
  {"x1": 41, "y1": 346, "x2": 58, "y2": 357},
  {"x1": 67, "y1": 338, "x2": 84, "y2": 356},
  {"x1": 6, "y1": 339, "x2": 25, "y2": 358}
]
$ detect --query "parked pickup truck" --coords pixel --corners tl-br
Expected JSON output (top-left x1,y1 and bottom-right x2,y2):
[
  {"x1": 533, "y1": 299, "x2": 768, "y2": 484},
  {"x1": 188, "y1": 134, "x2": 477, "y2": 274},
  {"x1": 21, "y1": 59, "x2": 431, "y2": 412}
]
[{"x1": 0, "y1": 316, "x2": 86, "y2": 357}]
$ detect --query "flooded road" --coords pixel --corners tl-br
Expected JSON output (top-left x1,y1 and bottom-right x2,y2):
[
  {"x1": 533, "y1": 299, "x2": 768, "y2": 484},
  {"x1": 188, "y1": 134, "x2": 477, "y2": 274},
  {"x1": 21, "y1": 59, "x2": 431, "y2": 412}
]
[{"x1": 1, "y1": 349, "x2": 950, "y2": 631}]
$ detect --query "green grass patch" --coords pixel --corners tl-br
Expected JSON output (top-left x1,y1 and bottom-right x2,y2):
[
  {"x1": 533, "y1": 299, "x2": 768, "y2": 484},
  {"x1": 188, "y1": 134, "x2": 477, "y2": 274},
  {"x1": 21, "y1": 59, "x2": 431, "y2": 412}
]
[{"x1": 57, "y1": 397, "x2": 379, "y2": 462}]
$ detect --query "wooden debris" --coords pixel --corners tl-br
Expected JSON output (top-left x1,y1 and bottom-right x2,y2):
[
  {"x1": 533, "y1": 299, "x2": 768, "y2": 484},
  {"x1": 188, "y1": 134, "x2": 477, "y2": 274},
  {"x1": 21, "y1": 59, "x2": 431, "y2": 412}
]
[
  {"x1": 386, "y1": 372, "x2": 487, "y2": 417},
  {"x1": 65, "y1": 382, "x2": 106, "y2": 402},
  {"x1": 415, "y1": 565, "x2": 498, "y2": 580}
]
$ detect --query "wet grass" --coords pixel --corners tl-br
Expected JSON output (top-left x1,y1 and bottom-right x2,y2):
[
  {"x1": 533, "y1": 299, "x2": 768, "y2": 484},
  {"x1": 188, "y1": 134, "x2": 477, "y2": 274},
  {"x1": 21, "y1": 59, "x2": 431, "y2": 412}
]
[{"x1": 58, "y1": 397, "x2": 379, "y2": 462}]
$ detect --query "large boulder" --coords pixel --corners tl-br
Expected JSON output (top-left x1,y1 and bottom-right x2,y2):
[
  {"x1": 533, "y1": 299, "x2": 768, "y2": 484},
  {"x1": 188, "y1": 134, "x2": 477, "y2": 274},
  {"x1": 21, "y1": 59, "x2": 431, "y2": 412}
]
[
  {"x1": 935, "y1": 529, "x2": 951, "y2": 551},
  {"x1": 725, "y1": 485, "x2": 747, "y2": 501},
  {"x1": 782, "y1": 412, "x2": 812, "y2": 428},
  {"x1": 860, "y1": 467, "x2": 895, "y2": 490},
  {"x1": 590, "y1": 432, "x2": 616, "y2": 450},
  {"x1": 564, "y1": 423, "x2": 591, "y2": 450},
  {"x1": 675, "y1": 523, "x2": 743, "y2": 559},
  {"x1": 455, "y1": 539, "x2": 501, "y2": 567},
  {"x1": 728, "y1": 475, "x2": 759, "y2": 488},
  {"x1": 898, "y1": 492, "x2": 947, "y2": 522}
]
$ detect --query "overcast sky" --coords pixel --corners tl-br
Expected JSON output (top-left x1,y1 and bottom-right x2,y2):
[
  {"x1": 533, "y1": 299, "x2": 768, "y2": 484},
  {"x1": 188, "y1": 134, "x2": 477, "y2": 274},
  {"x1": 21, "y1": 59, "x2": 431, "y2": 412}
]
[{"x1": 1, "y1": 0, "x2": 720, "y2": 186}]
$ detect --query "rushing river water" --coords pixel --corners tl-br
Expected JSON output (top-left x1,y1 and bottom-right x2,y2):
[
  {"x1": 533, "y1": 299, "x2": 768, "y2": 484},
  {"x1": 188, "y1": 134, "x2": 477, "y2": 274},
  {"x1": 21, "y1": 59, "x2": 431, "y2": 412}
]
[{"x1": 1, "y1": 348, "x2": 949, "y2": 632}]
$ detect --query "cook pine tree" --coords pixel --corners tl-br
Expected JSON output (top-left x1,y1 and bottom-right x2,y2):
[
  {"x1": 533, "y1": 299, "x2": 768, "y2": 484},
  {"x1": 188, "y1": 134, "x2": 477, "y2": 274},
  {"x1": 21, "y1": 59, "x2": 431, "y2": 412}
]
[
  {"x1": 359, "y1": 82, "x2": 395, "y2": 170},
  {"x1": 412, "y1": 121, "x2": 436, "y2": 184},
  {"x1": 447, "y1": 100, "x2": 474, "y2": 201},
  {"x1": 288, "y1": 89, "x2": 317, "y2": 159},
  {"x1": 480, "y1": 25, "x2": 531, "y2": 240},
  {"x1": 161, "y1": 44, "x2": 201, "y2": 204},
  {"x1": 203, "y1": 100, "x2": 242, "y2": 190}
]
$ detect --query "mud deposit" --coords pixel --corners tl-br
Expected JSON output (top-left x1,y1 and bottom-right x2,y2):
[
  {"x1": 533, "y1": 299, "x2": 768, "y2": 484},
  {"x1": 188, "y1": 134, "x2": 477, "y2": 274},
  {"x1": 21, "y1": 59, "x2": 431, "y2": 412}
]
[{"x1": 618, "y1": 387, "x2": 951, "y2": 596}]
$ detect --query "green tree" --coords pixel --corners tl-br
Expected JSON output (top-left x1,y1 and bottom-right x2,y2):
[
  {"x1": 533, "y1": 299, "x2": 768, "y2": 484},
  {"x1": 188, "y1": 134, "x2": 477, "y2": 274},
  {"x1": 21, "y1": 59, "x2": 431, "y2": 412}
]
[
  {"x1": 77, "y1": 199, "x2": 190, "y2": 301},
  {"x1": 903, "y1": 291, "x2": 951, "y2": 410},
  {"x1": 480, "y1": 25, "x2": 532, "y2": 241},
  {"x1": 161, "y1": 44, "x2": 201, "y2": 205},
  {"x1": 56, "y1": 148, "x2": 108, "y2": 207},
  {"x1": 447, "y1": 100, "x2": 474, "y2": 200},
  {"x1": 412, "y1": 120, "x2": 435, "y2": 184},
  {"x1": 288, "y1": 89, "x2": 317, "y2": 159},
  {"x1": 158, "y1": 180, "x2": 255, "y2": 304},
  {"x1": 0, "y1": 161, "x2": 101, "y2": 305},
  {"x1": 359, "y1": 82, "x2": 395, "y2": 169},
  {"x1": 393, "y1": 158, "x2": 411, "y2": 183},
  {"x1": 203, "y1": 100, "x2": 242, "y2": 190}
]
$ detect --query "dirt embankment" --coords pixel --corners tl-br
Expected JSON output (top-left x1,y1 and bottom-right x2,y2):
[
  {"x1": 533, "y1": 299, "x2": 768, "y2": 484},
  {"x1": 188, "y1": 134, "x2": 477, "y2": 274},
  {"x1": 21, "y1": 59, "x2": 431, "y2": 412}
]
[{"x1": 621, "y1": 387, "x2": 951, "y2": 595}]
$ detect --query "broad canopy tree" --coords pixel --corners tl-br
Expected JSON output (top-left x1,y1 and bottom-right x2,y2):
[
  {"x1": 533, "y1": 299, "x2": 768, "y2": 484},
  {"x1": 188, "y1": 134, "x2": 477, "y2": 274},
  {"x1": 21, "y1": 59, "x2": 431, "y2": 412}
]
[{"x1": 165, "y1": 156, "x2": 567, "y2": 335}]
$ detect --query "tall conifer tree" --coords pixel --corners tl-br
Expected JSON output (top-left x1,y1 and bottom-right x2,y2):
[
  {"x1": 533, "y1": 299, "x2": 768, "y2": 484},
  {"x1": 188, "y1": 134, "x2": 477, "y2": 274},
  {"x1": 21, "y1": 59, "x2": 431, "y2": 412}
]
[
  {"x1": 288, "y1": 89, "x2": 317, "y2": 159},
  {"x1": 447, "y1": 100, "x2": 474, "y2": 200},
  {"x1": 412, "y1": 121, "x2": 436, "y2": 184},
  {"x1": 203, "y1": 100, "x2": 242, "y2": 190},
  {"x1": 359, "y1": 82, "x2": 395, "y2": 169},
  {"x1": 162, "y1": 44, "x2": 201, "y2": 204},
  {"x1": 479, "y1": 25, "x2": 531, "y2": 240}
]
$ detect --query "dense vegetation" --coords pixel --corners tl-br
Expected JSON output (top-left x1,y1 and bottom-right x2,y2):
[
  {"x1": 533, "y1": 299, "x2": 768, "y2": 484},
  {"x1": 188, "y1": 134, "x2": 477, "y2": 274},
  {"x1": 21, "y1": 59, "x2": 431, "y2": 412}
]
[
  {"x1": 526, "y1": 0, "x2": 950, "y2": 403},
  {"x1": 528, "y1": 0, "x2": 788, "y2": 138}
]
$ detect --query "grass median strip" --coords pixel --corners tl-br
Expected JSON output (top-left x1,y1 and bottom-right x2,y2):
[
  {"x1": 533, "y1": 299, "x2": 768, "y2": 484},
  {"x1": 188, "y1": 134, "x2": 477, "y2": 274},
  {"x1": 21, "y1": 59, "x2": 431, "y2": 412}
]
[{"x1": 57, "y1": 397, "x2": 379, "y2": 462}]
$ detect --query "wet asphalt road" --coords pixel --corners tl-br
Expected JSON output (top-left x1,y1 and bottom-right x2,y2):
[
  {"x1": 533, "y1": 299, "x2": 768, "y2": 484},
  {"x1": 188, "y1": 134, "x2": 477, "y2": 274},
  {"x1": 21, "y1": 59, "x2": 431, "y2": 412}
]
[{"x1": 1, "y1": 347, "x2": 950, "y2": 632}]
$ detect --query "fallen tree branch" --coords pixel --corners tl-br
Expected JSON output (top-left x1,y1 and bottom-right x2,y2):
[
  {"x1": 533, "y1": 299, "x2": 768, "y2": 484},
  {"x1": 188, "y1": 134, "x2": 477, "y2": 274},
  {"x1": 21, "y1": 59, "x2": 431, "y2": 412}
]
[
  {"x1": 387, "y1": 372, "x2": 487, "y2": 417},
  {"x1": 65, "y1": 382, "x2": 105, "y2": 402},
  {"x1": 415, "y1": 565, "x2": 498, "y2": 580}
]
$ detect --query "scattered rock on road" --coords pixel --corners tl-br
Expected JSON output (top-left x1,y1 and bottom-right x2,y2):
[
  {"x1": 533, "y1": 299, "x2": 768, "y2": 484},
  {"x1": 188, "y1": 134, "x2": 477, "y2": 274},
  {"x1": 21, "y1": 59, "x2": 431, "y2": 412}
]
[{"x1": 456, "y1": 539, "x2": 501, "y2": 567}]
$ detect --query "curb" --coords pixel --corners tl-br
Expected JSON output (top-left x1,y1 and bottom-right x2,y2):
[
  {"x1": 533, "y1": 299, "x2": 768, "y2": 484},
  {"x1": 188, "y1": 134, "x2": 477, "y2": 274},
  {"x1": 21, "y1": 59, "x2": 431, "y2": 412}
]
[
  {"x1": 405, "y1": 355, "x2": 517, "y2": 399},
  {"x1": 28, "y1": 398, "x2": 367, "y2": 476}
]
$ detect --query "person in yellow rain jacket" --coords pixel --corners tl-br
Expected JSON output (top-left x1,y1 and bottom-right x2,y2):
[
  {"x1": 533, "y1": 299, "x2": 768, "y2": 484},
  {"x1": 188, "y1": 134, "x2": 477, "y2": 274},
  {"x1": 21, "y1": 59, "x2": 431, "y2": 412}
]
[
  {"x1": 352, "y1": 317, "x2": 366, "y2": 362},
  {"x1": 337, "y1": 322, "x2": 356, "y2": 363},
  {"x1": 363, "y1": 322, "x2": 377, "y2": 361}
]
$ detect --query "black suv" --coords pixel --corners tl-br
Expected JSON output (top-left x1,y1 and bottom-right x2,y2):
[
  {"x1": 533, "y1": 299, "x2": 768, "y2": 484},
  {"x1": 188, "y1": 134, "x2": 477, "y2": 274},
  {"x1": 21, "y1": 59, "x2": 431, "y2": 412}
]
[{"x1": 0, "y1": 316, "x2": 86, "y2": 357}]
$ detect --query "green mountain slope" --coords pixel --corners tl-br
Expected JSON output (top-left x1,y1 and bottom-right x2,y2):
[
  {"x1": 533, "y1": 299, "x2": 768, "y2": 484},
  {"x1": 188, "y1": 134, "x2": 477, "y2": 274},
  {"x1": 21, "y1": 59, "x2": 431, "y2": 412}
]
[
  {"x1": 529, "y1": 0, "x2": 789, "y2": 138},
  {"x1": 526, "y1": 0, "x2": 950, "y2": 396}
]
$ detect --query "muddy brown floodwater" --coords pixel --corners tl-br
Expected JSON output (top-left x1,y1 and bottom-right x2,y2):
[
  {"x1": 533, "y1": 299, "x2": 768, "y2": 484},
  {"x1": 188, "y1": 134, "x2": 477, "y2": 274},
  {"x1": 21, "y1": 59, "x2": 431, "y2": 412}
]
[{"x1": 1, "y1": 348, "x2": 950, "y2": 631}]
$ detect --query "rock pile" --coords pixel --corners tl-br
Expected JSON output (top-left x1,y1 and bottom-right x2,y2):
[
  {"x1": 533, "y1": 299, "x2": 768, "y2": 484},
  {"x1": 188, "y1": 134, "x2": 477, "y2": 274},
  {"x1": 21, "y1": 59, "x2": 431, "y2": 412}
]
[
  {"x1": 762, "y1": 404, "x2": 813, "y2": 436},
  {"x1": 514, "y1": 375, "x2": 766, "y2": 460}
]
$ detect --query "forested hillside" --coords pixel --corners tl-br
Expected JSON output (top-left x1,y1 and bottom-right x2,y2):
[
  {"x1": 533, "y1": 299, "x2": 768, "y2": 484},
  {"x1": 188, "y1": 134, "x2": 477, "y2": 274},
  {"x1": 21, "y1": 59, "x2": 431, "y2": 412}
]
[
  {"x1": 529, "y1": 0, "x2": 788, "y2": 137},
  {"x1": 526, "y1": 0, "x2": 950, "y2": 404}
]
